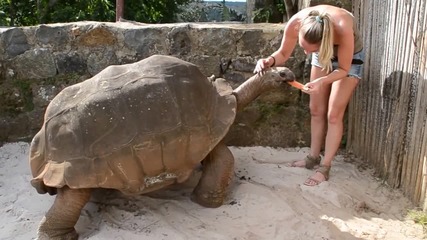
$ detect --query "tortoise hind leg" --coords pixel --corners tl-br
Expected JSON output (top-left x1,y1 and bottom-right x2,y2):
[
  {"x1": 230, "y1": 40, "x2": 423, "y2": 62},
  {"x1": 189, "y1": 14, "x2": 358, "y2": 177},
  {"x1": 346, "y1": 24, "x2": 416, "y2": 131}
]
[
  {"x1": 38, "y1": 186, "x2": 92, "y2": 240},
  {"x1": 191, "y1": 141, "x2": 234, "y2": 208}
]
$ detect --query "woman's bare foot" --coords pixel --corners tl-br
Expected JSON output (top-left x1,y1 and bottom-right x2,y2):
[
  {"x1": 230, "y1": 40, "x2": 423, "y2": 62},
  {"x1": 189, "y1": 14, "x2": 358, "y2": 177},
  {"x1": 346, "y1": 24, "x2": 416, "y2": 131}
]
[
  {"x1": 286, "y1": 155, "x2": 321, "y2": 169},
  {"x1": 289, "y1": 159, "x2": 307, "y2": 167}
]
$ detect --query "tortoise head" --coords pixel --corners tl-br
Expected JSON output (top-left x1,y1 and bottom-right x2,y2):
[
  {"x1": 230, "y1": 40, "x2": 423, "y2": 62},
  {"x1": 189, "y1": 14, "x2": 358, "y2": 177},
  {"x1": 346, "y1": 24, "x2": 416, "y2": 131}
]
[
  {"x1": 232, "y1": 67, "x2": 296, "y2": 112},
  {"x1": 257, "y1": 67, "x2": 296, "y2": 87}
]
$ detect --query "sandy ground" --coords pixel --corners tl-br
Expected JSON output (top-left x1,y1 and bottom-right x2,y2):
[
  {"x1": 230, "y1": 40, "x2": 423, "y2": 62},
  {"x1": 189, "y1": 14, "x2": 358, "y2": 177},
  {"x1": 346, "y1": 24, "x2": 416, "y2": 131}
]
[{"x1": 0, "y1": 142, "x2": 425, "y2": 240}]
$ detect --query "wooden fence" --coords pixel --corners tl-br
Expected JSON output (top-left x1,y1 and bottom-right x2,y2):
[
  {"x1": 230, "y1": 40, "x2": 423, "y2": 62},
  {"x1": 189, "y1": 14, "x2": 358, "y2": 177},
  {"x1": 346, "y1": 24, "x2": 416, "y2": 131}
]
[{"x1": 349, "y1": 0, "x2": 427, "y2": 210}]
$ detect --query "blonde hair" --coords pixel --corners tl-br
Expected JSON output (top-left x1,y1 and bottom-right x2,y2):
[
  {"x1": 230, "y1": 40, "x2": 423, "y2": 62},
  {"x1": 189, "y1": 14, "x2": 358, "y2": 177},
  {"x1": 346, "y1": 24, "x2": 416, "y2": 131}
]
[{"x1": 300, "y1": 10, "x2": 334, "y2": 72}]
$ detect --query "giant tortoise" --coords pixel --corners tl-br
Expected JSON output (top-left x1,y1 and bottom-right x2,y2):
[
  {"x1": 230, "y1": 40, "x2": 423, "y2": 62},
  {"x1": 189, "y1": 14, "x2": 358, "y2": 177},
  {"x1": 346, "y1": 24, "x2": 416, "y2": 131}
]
[{"x1": 29, "y1": 54, "x2": 295, "y2": 239}]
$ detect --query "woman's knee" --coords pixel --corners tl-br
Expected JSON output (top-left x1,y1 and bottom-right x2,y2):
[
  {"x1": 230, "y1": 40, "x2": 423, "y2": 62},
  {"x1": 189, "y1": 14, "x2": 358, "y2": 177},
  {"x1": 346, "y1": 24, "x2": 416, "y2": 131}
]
[
  {"x1": 309, "y1": 104, "x2": 327, "y2": 118},
  {"x1": 327, "y1": 110, "x2": 344, "y2": 125}
]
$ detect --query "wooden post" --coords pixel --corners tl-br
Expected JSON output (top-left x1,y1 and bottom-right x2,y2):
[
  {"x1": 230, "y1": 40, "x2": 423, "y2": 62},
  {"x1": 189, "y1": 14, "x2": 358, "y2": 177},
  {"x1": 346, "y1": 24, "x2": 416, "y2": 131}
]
[{"x1": 116, "y1": 0, "x2": 124, "y2": 22}]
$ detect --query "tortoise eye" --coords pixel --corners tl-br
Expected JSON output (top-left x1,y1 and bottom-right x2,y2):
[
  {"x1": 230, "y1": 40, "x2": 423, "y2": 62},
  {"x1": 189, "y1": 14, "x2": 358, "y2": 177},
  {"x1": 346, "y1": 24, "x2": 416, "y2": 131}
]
[
  {"x1": 279, "y1": 69, "x2": 296, "y2": 80},
  {"x1": 279, "y1": 71, "x2": 293, "y2": 79},
  {"x1": 279, "y1": 71, "x2": 288, "y2": 78}
]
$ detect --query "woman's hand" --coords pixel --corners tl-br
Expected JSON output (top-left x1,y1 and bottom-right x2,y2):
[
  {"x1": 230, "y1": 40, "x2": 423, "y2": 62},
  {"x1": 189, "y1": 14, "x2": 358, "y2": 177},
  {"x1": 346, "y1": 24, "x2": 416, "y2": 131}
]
[
  {"x1": 303, "y1": 78, "x2": 325, "y2": 94},
  {"x1": 253, "y1": 58, "x2": 272, "y2": 75}
]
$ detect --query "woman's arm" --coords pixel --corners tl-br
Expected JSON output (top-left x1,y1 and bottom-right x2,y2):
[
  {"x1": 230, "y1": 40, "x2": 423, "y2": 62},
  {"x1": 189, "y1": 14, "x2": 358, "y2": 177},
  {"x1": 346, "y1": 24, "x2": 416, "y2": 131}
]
[
  {"x1": 271, "y1": 18, "x2": 300, "y2": 65},
  {"x1": 254, "y1": 15, "x2": 300, "y2": 73}
]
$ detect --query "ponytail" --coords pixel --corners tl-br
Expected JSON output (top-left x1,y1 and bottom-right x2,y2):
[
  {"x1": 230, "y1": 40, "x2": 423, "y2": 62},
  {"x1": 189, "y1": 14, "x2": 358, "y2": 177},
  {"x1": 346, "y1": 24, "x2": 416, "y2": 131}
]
[{"x1": 300, "y1": 10, "x2": 334, "y2": 72}]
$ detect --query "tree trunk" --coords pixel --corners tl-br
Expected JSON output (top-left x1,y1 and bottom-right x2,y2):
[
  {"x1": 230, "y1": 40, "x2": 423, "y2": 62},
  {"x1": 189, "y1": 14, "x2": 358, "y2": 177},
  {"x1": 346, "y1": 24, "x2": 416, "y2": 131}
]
[
  {"x1": 9, "y1": 0, "x2": 16, "y2": 26},
  {"x1": 283, "y1": 0, "x2": 298, "y2": 21},
  {"x1": 116, "y1": 0, "x2": 124, "y2": 21}
]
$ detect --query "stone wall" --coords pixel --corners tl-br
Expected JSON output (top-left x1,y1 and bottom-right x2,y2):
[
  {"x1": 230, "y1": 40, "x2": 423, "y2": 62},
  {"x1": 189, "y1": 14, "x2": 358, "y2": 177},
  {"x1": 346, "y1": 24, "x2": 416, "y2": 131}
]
[{"x1": 0, "y1": 21, "x2": 310, "y2": 147}]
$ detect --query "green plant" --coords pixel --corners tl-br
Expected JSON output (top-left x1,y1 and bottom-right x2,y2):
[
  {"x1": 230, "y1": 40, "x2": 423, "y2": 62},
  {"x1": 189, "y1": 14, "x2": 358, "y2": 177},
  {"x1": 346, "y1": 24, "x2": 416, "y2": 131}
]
[
  {"x1": 178, "y1": 0, "x2": 208, "y2": 22},
  {"x1": 253, "y1": 101, "x2": 287, "y2": 126},
  {"x1": 125, "y1": 0, "x2": 192, "y2": 23},
  {"x1": 252, "y1": 7, "x2": 272, "y2": 23},
  {"x1": 252, "y1": 0, "x2": 290, "y2": 23},
  {"x1": 0, "y1": 0, "x2": 194, "y2": 26},
  {"x1": 407, "y1": 209, "x2": 427, "y2": 232},
  {"x1": 276, "y1": 2, "x2": 286, "y2": 15}
]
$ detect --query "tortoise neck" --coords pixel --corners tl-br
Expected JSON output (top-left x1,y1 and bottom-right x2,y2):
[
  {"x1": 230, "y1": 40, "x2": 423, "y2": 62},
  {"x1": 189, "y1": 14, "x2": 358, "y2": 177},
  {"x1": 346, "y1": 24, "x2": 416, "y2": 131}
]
[{"x1": 232, "y1": 74, "x2": 269, "y2": 112}]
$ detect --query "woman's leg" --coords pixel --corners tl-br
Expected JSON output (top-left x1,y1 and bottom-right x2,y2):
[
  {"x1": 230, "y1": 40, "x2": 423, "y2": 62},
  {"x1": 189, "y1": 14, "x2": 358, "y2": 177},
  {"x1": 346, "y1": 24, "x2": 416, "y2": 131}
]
[
  {"x1": 292, "y1": 65, "x2": 330, "y2": 167},
  {"x1": 304, "y1": 76, "x2": 359, "y2": 185}
]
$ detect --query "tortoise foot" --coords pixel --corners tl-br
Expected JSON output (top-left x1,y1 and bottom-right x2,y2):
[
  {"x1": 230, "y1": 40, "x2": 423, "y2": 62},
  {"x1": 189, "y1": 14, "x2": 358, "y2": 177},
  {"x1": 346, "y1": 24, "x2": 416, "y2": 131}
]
[
  {"x1": 37, "y1": 228, "x2": 78, "y2": 240},
  {"x1": 191, "y1": 190, "x2": 224, "y2": 208}
]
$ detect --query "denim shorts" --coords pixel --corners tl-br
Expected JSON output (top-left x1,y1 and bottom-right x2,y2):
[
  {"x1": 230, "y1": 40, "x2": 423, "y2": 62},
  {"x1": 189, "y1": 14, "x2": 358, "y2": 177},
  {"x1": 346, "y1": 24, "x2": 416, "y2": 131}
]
[{"x1": 311, "y1": 49, "x2": 365, "y2": 79}]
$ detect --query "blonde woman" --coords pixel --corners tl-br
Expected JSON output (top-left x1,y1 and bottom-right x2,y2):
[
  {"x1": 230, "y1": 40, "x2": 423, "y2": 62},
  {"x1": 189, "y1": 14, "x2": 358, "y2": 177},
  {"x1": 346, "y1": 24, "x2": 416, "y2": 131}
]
[{"x1": 254, "y1": 4, "x2": 364, "y2": 186}]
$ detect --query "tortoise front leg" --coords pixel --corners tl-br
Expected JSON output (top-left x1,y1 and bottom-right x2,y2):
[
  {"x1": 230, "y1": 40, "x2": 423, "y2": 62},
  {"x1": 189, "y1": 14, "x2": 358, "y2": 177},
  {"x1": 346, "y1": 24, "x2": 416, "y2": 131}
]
[
  {"x1": 191, "y1": 141, "x2": 234, "y2": 208},
  {"x1": 38, "y1": 186, "x2": 92, "y2": 240}
]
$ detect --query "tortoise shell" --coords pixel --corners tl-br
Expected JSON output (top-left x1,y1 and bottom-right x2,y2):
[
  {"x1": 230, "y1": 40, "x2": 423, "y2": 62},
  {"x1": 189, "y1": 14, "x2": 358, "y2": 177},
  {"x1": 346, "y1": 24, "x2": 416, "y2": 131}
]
[{"x1": 30, "y1": 55, "x2": 236, "y2": 195}]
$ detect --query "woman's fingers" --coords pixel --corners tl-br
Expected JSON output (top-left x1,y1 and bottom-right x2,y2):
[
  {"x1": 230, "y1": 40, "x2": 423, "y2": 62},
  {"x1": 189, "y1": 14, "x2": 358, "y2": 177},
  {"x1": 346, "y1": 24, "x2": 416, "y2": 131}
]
[{"x1": 254, "y1": 59, "x2": 268, "y2": 74}]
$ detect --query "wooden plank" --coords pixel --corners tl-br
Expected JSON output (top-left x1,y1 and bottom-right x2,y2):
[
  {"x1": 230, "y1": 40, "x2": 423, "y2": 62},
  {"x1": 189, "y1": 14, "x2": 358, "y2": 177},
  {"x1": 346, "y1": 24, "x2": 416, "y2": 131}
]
[{"x1": 408, "y1": 0, "x2": 427, "y2": 205}]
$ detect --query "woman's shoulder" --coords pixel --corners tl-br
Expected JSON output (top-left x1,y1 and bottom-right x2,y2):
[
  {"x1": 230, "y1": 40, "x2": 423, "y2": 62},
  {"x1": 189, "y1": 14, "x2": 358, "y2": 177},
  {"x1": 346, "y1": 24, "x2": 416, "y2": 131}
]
[
  {"x1": 311, "y1": 4, "x2": 347, "y2": 13},
  {"x1": 286, "y1": 13, "x2": 303, "y2": 33},
  {"x1": 313, "y1": 5, "x2": 354, "y2": 31},
  {"x1": 332, "y1": 11, "x2": 355, "y2": 33},
  {"x1": 310, "y1": 5, "x2": 353, "y2": 18}
]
